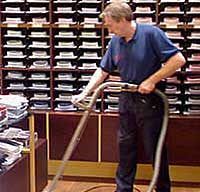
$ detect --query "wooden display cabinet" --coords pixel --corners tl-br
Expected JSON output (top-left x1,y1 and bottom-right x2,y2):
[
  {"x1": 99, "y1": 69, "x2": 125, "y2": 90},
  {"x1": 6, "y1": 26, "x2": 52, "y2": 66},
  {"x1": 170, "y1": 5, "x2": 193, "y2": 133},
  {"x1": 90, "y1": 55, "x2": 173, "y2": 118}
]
[{"x1": 0, "y1": 139, "x2": 48, "y2": 192}]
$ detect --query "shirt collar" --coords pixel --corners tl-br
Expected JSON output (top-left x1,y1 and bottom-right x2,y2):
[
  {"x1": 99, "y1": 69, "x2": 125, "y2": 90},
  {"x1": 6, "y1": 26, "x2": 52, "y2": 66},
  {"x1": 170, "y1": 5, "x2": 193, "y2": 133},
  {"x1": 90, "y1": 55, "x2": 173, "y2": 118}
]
[{"x1": 119, "y1": 22, "x2": 138, "y2": 44}]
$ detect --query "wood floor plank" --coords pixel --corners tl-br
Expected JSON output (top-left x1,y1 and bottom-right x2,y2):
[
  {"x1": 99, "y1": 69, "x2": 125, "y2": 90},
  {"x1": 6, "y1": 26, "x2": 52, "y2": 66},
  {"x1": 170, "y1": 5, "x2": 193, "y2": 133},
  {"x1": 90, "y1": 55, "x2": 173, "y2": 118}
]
[{"x1": 44, "y1": 180, "x2": 200, "y2": 192}]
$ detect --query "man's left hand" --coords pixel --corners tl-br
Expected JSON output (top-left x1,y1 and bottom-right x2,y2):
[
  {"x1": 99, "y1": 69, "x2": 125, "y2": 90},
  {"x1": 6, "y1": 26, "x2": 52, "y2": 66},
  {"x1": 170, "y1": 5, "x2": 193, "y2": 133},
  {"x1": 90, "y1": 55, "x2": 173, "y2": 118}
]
[{"x1": 138, "y1": 79, "x2": 155, "y2": 94}]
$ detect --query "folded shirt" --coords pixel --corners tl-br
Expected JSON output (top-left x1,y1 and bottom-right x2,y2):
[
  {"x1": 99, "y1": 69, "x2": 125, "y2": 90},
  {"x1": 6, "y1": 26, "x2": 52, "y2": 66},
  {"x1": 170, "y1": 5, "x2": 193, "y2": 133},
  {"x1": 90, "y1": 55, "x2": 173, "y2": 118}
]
[
  {"x1": 55, "y1": 7, "x2": 75, "y2": 13},
  {"x1": 6, "y1": 40, "x2": 23, "y2": 46},
  {"x1": 104, "y1": 104, "x2": 119, "y2": 113},
  {"x1": 5, "y1": 50, "x2": 25, "y2": 57},
  {"x1": 55, "y1": 93, "x2": 72, "y2": 101},
  {"x1": 31, "y1": 60, "x2": 49, "y2": 68},
  {"x1": 29, "y1": 72, "x2": 47, "y2": 79},
  {"x1": 79, "y1": 7, "x2": 99, "y2": 14},
  {"x1": 6, "y1": 61, "x2": 25, "y2": 68},
  {"x1": 165, "y1": 85, "x2": 179, "y2": 94},
  {"x1": 166, "y1": 76, "x2": 180, "y2": 83},
  {"x1": 186, "y1": 64, "x2": 200, "y2": 72},
  {"x1": 189, "y1": 6, "x2": 200, "y2": 13},
  {"x1": 31, "y1": 17, "x2": 48, "y2": 23},
  {"x1": 165, "y1": 31, "x2": 183, "y2": 39},
  {"x1": 55, "y1": 83, "x2": 74, "y2": 91},
  {"x1": 80, "y1": 41, "x2": 100, "y2": 48},
  {"x1": 106, "y1": 94, "x2": 119, "y2": 103},
  {"x1": 188, "y1": 53, "x2": 200, "y2": 61},
  {"x1": 3, "y1": 0, "x2": 24, "y2": 2},
  {"x1": 161, "y1": 17, "x2": 182, "y2": 25},
  {"x1": 185, "y1": 75, "x2": 200, "y2": 83},
  {"x1": 3, "y1": 17, "x2": 24, "y2": 24},
  {"x1": 80, "y1": 0, "x2": 101, "y2": 2},
  {"x1": 78, "y1": 62, "x2": 97, "y2": 69},
  {"x1": 79, "y1": 74, "x2": 93, "y2": 81},
  {"x1": 7, "y1": 82, "x2": 25, "y2": 90},
  {"x1": 82, "y1": 17, "x2": 100, "y2": 24},
  {"x1": 169, "y1": 105, "x2": 180, "y2": 114},
  {"x1": 28, "y1": 7, "x2": 48, "y2": 13},
  {"x1": 54, "y1": 103, "x2": 77, "y2": 111},
  {"x1": 188, "y1": 32, "x2": 200, "y2": 39},
  {"x1": 0, "y1": 95, "x2": 28, "y2": 109},
  {"x1": 31, "y1": 101, "x2": 50, "y2": 109},
  {"x1": 162, "y1": 6, "x2": 182, "y2": 13},
  {"x1": 27, "y1": 0, "x2": 49, "y2": 2},
  {"x1": 56, "y1": 31, "x2": 75, "y2": 37},
  {"x1": 31, "y1": 92, "x2": 49, "y2": 100},
  {"x1": 29, "y1": 31, "x2": 48, "y2": 37},
  {"x1": 188, "y1": 43, "x2": 200, "y2": 50},
  {"x1": 184, "y1": 105, "x2": 200, "y2": 115},
  {"x1": 6, "y1": 71, "x2": 25, "y2": 79},
  {"x1": 187, "y1": 95, "x2": 200, "y2": 104},
  {"x1": 29, "y1": 41, "x2": 49, "y2": 48},
  {"x1": 189, "y1": 17, "x2": 200, "y2": 25},
  {"x1": 136, "y1": 17, "x2": 154, "y2": 24},
  {"x1": 55, "y1": 61, "x2": 75, "y2": 69},
  {"x1": 56, "y1": 18, "x2": 76, "y2": 24},
  {"x1": 80, "y1": 51, "x2": 101, "y2": 59},
  {"x1": 134, "y1": 6, "x2": 152, "y2": 13},
  {"x1": 56, "y1": 73, "x2": 75, "y2": 80},
  {"x1": 167, "y1": 95, "x2": 180, "y2": 104},
  {"x1": 0, "y1": 139, "x2": 23, "y2": 155},
  {"x1": 5, "y1": 30, "x2": 24, "y2": 37},
  {"x1": 80, "y1": 31, "x2": 98, "y2": 38},
  {"x1": 188, "y1": 85, "x2": 200, "y2": 94}
]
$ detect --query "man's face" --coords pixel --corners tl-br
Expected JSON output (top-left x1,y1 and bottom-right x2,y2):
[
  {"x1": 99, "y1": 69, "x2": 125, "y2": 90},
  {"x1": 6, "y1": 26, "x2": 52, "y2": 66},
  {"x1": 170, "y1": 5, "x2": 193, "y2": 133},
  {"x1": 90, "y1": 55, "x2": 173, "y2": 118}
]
[{"x1": 104, "y1": 16, "x2": 125, "y2": 37}]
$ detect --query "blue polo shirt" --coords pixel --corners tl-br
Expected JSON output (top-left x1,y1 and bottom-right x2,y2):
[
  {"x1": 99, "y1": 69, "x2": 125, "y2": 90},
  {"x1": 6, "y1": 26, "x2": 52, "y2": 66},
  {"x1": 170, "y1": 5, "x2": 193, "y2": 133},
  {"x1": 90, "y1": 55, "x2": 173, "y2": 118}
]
[{"x1": 100, "y1": 23, "x2": 179, "y2": 84}]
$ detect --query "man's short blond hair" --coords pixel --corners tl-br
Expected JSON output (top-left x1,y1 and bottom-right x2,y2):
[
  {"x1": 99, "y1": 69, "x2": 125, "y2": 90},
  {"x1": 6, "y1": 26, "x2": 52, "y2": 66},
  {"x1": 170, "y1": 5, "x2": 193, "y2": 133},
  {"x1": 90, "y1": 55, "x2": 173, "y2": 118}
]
[{"x1": 100, "y1": 2, "x2": 133, "y2": 22}]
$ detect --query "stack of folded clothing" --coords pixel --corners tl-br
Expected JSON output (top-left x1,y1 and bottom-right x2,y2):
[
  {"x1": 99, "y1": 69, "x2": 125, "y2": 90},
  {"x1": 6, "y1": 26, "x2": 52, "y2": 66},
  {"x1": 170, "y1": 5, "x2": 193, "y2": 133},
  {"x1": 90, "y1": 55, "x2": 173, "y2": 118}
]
[
  {"x1": 0, "y1": 138, "x2": 23, "y2": 166},
  {"x1": 0, "y1": 152, "x2": 7, "y2": 172},
  {"x1": 0, "y1": 127, "x2": 38, "y2": 148},
  {"x1": 0, "y1": 95, "x2": 28, "y2": 125},
  {"x1": 0, "y1": 106, "x2": 8, "y2": 131}
]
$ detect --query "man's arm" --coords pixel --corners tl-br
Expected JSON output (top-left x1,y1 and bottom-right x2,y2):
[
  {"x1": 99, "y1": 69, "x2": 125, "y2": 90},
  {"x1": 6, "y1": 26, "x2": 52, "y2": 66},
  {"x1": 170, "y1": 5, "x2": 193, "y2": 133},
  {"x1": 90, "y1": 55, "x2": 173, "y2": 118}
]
[
  {"x1": 71, "y1": 67, "x2": 109, "y2": 104},
  {"x1": 139, "y1": 52, "x2": 186, "y2": 94}
]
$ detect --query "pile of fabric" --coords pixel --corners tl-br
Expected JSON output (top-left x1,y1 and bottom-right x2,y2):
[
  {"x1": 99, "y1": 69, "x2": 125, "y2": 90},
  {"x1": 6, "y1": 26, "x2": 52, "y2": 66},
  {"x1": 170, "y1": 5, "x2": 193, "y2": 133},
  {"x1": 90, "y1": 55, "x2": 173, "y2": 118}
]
[
  {"x1": 0, "y1": 105, "x2": 7, "y2": 131},
  {"x1": 0, "y1": 138, "x2": 23, "y2": 167},
  {"x1": 0, "y1": 127, "x2": 38, "y2": 172},
  {"x1": 0, "y1": 95, "x2": 28, "y2": 125}
]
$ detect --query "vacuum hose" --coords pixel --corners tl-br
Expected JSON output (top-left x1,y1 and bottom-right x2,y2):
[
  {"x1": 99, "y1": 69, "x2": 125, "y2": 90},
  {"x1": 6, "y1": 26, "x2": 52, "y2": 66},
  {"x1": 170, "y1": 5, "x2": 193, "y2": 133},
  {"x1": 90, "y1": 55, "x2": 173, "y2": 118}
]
[{"x1": 44, "y1": 81, "x2": 169, "y2": 192}]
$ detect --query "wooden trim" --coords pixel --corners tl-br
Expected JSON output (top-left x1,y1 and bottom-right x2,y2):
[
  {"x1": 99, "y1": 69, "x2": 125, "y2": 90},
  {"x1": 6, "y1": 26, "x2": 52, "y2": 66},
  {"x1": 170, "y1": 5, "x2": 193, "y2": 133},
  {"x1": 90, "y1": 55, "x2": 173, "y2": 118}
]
[
  {"x1": 48, "y1": 160, "x2": 200, "y2": 184},
  {"x1": 98, "y1": 114, "x2": 102, "y2": 162},
  {"x1": 46, "y1": 112, "x2": 50, "y2": 160},
  {"x1": 29, "y1": 115, "x2": 36, "y2": 192}
]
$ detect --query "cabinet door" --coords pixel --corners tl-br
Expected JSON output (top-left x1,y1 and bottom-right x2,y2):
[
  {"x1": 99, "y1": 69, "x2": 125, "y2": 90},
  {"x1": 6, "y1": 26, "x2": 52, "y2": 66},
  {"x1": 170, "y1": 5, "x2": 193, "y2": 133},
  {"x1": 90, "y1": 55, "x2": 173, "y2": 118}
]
[
  {"x1": 102, "y1": 115, "x2": 200, "y2": 165},
  {"x1": 101, "y1": 115, "x2": 150, "y2": 163},
  {"x1": 50, "y1": 113, "x2": 98, "y2": 161},
  {"x1": 101, "y1": 115, "x2": 119, "y2": 162},
  {"x1": 167, "y1": 118, "x2": 200, "y2": 166},
  {"x1": 34, "y1": 139, "x2": 48, "y2": 192},
  {"x1": 0, "y1": 155, "x2": 29, "y2": 192}
]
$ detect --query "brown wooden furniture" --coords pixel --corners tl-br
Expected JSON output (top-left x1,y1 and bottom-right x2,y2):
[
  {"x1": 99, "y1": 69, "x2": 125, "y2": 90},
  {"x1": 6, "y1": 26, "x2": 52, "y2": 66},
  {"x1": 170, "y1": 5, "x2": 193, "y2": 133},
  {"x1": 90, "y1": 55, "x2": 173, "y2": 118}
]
[{"x1": 0, "y1": 139, "x2": 48, "y2": 192}]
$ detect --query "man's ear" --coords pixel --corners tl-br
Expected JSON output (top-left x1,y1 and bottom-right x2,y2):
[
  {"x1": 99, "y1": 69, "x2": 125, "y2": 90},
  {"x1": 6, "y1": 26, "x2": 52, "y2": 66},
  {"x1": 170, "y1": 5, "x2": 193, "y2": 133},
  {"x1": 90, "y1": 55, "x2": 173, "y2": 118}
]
[{"x1": 119, "y1": 17, "x2": 127, "y2": 23}]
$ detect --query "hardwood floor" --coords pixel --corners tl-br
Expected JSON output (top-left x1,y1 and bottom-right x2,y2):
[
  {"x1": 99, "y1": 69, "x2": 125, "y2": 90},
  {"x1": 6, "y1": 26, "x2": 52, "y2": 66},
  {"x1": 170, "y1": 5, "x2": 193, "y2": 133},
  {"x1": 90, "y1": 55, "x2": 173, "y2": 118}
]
[{"x1": 44, "y1": 180, "x2": 200, "y2": 192}]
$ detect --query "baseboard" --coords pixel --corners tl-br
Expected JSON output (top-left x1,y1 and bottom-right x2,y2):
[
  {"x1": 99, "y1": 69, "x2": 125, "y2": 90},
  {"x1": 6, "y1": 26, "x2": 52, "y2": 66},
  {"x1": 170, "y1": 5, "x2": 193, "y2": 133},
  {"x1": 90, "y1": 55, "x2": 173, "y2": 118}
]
[{"x1": 48, "y1": 160, "x2": 200, "y2": 184}]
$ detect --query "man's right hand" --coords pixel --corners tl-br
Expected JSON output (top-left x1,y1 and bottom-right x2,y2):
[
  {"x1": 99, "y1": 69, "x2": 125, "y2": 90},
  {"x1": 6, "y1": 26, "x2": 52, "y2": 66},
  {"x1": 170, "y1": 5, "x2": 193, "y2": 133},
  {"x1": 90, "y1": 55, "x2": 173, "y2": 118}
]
[{"x1": 71, "y1": 91, "x2": 88, "y2": 105}]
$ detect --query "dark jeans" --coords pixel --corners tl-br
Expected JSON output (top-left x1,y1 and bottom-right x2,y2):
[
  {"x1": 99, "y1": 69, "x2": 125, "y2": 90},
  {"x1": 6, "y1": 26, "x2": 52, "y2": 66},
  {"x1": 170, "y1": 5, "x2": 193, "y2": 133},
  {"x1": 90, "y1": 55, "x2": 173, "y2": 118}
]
[{"x1": 116, "y1": 92, "x2": 170, "y2": 192}]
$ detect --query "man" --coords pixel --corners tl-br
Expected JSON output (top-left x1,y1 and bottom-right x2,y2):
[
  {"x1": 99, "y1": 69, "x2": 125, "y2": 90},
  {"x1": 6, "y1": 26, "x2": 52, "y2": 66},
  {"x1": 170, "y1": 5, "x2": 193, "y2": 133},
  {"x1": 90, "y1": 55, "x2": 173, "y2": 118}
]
[{"x1": 72, "y1": 2, "x2": 185, "y2": 192}]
